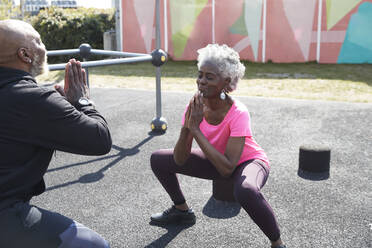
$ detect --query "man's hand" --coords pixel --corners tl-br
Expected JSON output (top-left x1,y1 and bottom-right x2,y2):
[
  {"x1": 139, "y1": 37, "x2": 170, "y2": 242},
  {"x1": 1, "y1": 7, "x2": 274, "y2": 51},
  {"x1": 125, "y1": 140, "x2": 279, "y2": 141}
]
[{"x1": 54, "y1": 59, "x2": 89, "y2": 104}]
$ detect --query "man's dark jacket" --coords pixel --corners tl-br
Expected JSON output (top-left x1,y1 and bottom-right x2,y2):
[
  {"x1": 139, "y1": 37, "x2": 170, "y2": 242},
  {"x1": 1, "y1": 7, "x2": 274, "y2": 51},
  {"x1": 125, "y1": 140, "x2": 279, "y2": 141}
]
[{"x1": 0, "y1": 67, "x2": 112, "y2": 210}]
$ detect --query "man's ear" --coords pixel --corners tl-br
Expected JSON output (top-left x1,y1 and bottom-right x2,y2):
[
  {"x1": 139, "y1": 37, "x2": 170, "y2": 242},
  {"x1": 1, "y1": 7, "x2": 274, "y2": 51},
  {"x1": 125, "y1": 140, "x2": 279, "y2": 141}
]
[{"x1": 17, "y1": 48, "x2": 32, "y2": 64}]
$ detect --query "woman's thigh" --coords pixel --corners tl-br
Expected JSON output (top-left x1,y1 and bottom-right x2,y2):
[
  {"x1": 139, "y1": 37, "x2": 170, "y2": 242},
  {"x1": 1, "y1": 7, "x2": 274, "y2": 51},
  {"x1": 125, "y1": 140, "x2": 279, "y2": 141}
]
[
  {"x1": 233, "y1": 159, "x2": 270, "y2": 191},
  {"x1": 151, "y1": 148, "x2": 223, "y2": 180}
]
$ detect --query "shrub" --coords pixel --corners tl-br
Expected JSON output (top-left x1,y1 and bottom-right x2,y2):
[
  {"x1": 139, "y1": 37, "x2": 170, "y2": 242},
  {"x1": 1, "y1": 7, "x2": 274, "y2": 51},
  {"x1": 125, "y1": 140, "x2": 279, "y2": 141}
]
[
  {"x1": 0, "y1": 0, "x2": 20, "y2": 20},
  {"x1": 32, "y1": 7, "x2": 115, "y2": 63}
]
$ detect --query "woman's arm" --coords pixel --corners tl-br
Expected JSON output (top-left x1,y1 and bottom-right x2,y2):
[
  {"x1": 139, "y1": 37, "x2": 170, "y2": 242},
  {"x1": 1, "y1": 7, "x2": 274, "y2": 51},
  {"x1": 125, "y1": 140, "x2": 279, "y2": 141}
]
[
  {"x1": 173, "y1": 126, "x2": 194, "y2": 166},
  {"x1": 192, "y1": 130, "x2": 245, "y2": 177},
  {"x1": 173, "y1": 104, "x2": 194, "y2": 165},
  {"x1": 187, "y1": 93, "x2": 245, "y2": 177}
]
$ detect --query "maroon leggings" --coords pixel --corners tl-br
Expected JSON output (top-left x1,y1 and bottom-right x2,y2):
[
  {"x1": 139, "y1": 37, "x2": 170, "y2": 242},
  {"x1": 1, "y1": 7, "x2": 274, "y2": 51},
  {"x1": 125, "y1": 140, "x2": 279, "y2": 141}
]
[{"x1": 150, "y1": 148, "x2": 281, "y2": 242}]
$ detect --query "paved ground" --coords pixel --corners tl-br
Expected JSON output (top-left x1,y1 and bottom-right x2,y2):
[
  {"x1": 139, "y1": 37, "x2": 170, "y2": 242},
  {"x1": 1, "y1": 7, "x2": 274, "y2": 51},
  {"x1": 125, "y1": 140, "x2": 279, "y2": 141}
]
[{"x1": 31, "y1": 88, "x2": 372, "y2": 248}]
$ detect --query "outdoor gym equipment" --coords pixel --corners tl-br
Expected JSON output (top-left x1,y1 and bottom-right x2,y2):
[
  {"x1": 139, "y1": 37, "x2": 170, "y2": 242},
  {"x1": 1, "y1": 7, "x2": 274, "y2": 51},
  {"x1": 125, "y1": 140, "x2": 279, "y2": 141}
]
[
  {"x1": 48, "y1": 44, "x2": 168, "y2": 133},
  {"x1": 47, "y1": 0, "x2": 168, "y2": 133},
  {"x1": 298, "y1": 144, "x2": 331, "y2": 180}
]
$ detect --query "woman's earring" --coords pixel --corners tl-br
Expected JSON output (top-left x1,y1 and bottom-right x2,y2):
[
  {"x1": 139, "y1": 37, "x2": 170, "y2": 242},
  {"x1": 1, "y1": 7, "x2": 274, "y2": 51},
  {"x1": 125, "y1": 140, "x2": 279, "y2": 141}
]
[{"x1": 220, "y1": 90, "x2": 226, "y2": 100}]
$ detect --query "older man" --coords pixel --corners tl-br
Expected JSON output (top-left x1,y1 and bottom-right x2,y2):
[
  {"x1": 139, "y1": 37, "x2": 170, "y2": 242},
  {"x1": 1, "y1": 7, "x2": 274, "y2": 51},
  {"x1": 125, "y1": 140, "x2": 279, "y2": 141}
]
[{"x1": 0, "y1": 19, "x2": 112, "y2": 247}]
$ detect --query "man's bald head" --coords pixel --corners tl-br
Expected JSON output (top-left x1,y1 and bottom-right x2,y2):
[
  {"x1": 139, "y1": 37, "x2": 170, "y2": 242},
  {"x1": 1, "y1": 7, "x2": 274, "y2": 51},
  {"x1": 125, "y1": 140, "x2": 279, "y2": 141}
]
[
  {"x1": 0, "y1": 19, "x2": 48, "y2": 77},
  {"x1": 0, "y1": 20, "x2": 40, "y2": 63}
]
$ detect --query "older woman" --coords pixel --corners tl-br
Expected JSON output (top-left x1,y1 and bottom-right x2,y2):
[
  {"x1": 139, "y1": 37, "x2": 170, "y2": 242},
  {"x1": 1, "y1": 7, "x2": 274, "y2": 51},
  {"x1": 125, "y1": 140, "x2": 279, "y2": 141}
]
[{"x1": 150, "y1": 44, "x2": 286, "y2": 248}]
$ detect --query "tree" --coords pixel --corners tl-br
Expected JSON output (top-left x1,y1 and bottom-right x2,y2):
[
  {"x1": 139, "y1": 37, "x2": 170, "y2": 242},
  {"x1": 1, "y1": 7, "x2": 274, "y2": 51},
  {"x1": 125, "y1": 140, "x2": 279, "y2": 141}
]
[{"x1": 0, "y1": 0, "x2": 20, "y2": 20}]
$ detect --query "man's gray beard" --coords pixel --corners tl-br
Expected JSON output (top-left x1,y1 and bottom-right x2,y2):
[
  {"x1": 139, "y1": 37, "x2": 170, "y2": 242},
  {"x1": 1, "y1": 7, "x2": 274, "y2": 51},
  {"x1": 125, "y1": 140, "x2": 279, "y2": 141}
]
[{"x1": 30, "y1": 54, "x2": 49, "y2": 77}]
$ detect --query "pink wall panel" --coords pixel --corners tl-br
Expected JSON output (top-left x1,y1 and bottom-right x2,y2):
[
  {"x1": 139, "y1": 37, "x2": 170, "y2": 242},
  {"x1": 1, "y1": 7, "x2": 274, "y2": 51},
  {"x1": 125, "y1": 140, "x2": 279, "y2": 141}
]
[{"x1": 121, "y1": 0, "x2": 372, "y2": 63}]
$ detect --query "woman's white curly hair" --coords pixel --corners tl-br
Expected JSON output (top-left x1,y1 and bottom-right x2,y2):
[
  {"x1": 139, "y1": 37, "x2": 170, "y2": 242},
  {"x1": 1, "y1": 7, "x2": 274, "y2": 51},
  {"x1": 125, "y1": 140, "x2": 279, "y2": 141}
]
[{"x1": 197, "y1": 44, "x2": 245, "y2": 92}]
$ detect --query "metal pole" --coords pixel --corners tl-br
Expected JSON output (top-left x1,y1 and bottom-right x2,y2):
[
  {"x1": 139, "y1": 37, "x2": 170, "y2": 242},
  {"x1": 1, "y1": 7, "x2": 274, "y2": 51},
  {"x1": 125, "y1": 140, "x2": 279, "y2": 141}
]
[
  {"x1": 163, "y1": 0, "x2": 168, "y2": 53},
  {"x1": 47, "y1": 49, "x2": 147, "y2": 57},
  {"x1": 90, "y1": 49, "x2": 147, "y2": 57},
  {"x1": 47, "y1": 49, "x2": 80, "y2": 56},
  {"x1": 84, "y1": 59, "x2": 90, "y2": 88},
  {"x1": 155, "y1": 0, "x2": 161, "y2": 119},
  {"x1": 150, "y1": 0, "x2": 167, "y2": 132},
  {"x1": 155, "y1": 68, "x2": 162, "y2": 118},
  {"x1": 20, "y1": 0, "x2": 24, "y2": 19},
  {"x1": 48, "y1": 55, "x2": 153, "y2": 71},
  {"x1": 79, "y1": 44, "x2": 92, "y2": 88},
  {"x1": 115, "y1": 0, "x2": 122, "y2": 51}
]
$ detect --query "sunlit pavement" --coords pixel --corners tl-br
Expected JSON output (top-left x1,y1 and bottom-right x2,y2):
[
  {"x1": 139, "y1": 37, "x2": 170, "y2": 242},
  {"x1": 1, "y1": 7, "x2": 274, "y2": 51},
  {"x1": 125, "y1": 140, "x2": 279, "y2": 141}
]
[{"x1": 31, "y1": 88, "x2": 372, "y2": 248}]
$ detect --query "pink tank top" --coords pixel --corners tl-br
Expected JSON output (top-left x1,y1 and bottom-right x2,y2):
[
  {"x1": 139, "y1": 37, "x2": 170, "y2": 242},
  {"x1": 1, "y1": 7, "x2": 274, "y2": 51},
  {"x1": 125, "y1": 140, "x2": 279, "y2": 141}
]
[{"x1": 182, "y1": 99, "x2": 269, "y2": 167}]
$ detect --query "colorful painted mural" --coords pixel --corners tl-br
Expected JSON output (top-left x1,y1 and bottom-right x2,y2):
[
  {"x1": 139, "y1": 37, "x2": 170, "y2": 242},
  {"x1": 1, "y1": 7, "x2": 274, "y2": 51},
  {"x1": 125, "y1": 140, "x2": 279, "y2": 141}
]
[{"x1": 121, "y1": 0, "x2": 372, "y2": 63}]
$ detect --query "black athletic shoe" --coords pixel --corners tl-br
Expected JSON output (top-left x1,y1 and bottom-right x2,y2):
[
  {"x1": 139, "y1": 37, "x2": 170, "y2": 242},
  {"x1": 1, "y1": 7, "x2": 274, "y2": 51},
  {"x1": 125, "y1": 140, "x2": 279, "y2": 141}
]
[
  {"x1": 272, "y1": 246, "x2": 287, "y2": 248},
  {"x1": 150, "y1": 205, "x2": 196, "y2": 225}
]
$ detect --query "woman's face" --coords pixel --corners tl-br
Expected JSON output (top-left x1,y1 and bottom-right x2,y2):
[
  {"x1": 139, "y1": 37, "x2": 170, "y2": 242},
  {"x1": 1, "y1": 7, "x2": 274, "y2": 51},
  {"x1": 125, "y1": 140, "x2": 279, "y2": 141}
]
[{"x1": 196, "y1": 61, "x2": 227, "y2": 99}]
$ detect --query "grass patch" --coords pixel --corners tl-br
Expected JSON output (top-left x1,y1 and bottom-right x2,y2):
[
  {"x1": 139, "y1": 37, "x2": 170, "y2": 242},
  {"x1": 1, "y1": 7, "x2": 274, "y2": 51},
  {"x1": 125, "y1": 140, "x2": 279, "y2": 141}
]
[{"x1": 38, "y1": 60, "x2": 372, "y2": 103}]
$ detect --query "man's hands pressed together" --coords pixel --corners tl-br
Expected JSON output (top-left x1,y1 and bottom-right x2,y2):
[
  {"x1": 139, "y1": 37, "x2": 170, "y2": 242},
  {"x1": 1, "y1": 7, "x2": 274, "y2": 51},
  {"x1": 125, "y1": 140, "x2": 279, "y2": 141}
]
[{"x1": 55, "y1": 58, "x2": 89, "y2": 104}]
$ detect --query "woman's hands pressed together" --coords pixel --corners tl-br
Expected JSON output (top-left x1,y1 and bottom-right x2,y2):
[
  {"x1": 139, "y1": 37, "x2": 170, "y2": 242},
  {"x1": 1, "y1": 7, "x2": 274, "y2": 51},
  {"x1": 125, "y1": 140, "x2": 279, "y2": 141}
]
[
  {"x1": 184, "y1": 92, "x2": 204, "y2": 133},
  {"x1": 173, "y1": 91, "x2": 204, "y2": 166},
  {"x1": 54, "y1": 58, "x2": 89, "y2": 104}
]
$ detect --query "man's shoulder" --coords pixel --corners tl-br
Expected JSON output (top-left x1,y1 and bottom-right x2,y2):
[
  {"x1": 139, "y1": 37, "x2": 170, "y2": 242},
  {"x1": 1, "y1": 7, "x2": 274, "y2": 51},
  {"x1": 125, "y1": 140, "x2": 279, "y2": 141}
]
[
  {"x1": 13, "y1": 78, "x2": 53, "y2": 95},
  {"x1": 0, "y1": 79, "x2": 60, "y2": 123},
  {"x1": 3, "y1": 78, "x2": 59, "y2": 108},
  {"x1": 0, "y1": 66, "x2": 34, "y2": 87}
]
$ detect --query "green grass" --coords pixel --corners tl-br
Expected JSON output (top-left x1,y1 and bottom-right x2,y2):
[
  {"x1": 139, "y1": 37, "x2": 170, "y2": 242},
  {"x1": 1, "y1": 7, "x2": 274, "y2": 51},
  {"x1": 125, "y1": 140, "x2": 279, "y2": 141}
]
[{"x1": 38, "y1": 61, "x2": 372, "y2": 103}]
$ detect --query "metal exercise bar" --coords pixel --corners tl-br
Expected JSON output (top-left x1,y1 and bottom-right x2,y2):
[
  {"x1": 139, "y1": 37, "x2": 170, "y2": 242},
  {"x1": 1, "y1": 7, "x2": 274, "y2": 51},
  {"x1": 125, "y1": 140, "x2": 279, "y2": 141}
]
[
  {"x1": 48, "y1": 55, "x2": 153, "y2": 71},
  {"x1": 90, "y1": 49, "x2": 147, "y2": 57},
  {"x1": 47, "y1": 49, "x2": 147, "y2": 58},
  {"x1": 47, "y1": 49, "x2": 80, "y2": 56}
]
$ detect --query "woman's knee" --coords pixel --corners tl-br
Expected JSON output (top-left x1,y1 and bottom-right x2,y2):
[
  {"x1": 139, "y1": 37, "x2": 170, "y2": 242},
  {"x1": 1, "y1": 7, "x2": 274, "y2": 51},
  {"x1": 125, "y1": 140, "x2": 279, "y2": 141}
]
[
  {"x1": 234, "y1": 181, "x2": 261, "y2": 203},
  {"x1": 150, "y1": 150, "x2": 162, "y2": 171},
  {"x1": 150, "y1": 149, "x2": 172, "y2": 171}
]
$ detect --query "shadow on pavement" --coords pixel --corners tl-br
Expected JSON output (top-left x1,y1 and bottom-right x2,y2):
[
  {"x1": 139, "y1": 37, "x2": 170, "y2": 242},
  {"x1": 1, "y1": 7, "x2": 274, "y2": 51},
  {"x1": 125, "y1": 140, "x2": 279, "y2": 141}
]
[
  {"x1": 202, "y1": 196, "x2": 241, "y2": 219},
  {"x1": 145, "y1": 223, "x2": 194, "y2": 248},
  {"x1": 45, "y1": 134, "x2": 156, "y2": 191}
]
